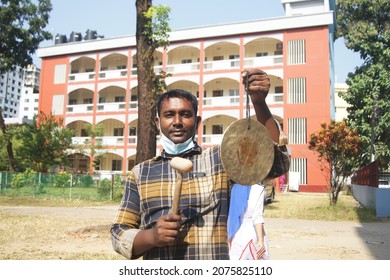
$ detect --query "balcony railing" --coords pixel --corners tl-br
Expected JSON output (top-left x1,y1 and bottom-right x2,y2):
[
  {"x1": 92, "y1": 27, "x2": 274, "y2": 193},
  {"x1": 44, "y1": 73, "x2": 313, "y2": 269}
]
[
  {"x1": 96, "y1": 102, "x2": 126, "y2": 112},
  {"x1": 166, "y1": 62, "x2": 200, "y2": 73},
  {"x1": 244, "y1": 55, "x2": 283, "y2": 67},
  {"x1": 72, "y1": 137, "x2": 91, "y2": 145},
  {"x1": 202, "y1": 134, "x2": 223, "y2": 145},
  {"x1": 96, "y1": 136, "x2": 124, "y2": 146},
  {"x1": 99, "y1": 69, "x2": 127, "y2": 79},
  {"x1": 69, "y1": 72, "x2": 95, "y2": 82},
  {"x1": 66, "y1": 104, "x2": 94, "y2": 113},
  {"x1": 266, "y1": 93, "x2": 284, "y2": 104},
  {"x1": 66, "y1": 94, "x2": 282, "y2": 114},
  {"x1": 69, "y1": 54, "x2": 283, "y2": 80},
  {"x1": 204, "y1": 59, "x2": 240, "y2": 71},
  {"x1": 203, "y1": 96, "x2": 240, "y2": 107}
]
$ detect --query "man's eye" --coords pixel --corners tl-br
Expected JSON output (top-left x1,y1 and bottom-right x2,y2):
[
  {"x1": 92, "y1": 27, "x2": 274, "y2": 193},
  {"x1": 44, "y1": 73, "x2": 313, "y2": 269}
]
[{"x1": 182, "y1": 112, "x2": 192, "y2": 117}]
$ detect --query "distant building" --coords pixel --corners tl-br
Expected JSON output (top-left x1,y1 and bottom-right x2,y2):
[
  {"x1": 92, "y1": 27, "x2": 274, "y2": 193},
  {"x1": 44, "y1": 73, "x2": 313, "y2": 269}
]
[
  {"x1": 334, "y1": 82, "x2": 350, "y2": 122},
  {"x1": 0, "y1": 64, "x2": 40, "y2": 121},
  {"x1": 37, "y1": 0, "x2": 336, "y2": 192},
  {"x1": 0, "y1": 65, "x2": 24, "y2": 118},
  {"x1": 19, "y1": 64, "x2": 41, "y2": 120}
]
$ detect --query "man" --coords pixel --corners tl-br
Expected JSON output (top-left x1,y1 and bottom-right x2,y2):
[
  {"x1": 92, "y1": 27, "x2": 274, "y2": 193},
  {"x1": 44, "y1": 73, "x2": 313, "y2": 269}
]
[{"x1": 111, "y1": 68, "x2": 290, "y2": 260}]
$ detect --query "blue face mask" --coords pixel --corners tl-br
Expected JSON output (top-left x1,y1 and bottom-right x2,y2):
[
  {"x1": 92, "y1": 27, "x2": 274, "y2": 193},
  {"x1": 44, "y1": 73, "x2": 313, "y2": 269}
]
[{"x1": 159, "y1": 133, "x2": 195, "y2": 155}]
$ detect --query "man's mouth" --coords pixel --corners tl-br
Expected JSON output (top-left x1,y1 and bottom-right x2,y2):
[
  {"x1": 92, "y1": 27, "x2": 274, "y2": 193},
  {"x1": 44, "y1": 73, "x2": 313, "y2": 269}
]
[{"x1": 170, "y1": 130, "x2": 185, "y2": 136}]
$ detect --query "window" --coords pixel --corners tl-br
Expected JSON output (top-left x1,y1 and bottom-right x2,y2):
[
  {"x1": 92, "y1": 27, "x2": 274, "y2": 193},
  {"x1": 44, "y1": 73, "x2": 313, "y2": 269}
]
[
  {"x1": 69, "y1": 99, "x2": 77, "y2": 105},
  {"x1": 83, "y1": 98, "x2": 92, "y2": 104},
  {"x1": 212, "y1": 90, "x2": 223, "y2": 97},
  {"x1": 287, "y1": 39, "x2": 306, "y2": 65},
  {"x1": 181, "y1": 59, "x2": 192, "y2": 64},
  {"x1": 212, "y1": 125, "x2": 223, "y2": 134},
  {"x1": 129, "y1": 127, "x2": 136, "y2": 136},
  {"x1": 229, "y1": 89, "x2": 240, "y2": 103},
  {"x1": 114, "y1": 128, "x2": 124, "y2": 136},
  {"x1": 112, "y1": 160, "x2": 122, "y2": 171},
  {"x1": 275, "y1": 86, "x2": 283, "y2": 93},
  {"x1": 288, "y1": 118, "x2": 307, "y2": 144},
  {"x1": 54, "y1": 64, "x2": 67, "y2": 84},
  {"x1": 256, "y1": 52, "x2": 268, "y2": 57},
  {"x1": 52, "y1": 95, "x2": 64, "y2": 115},
  {"x1": 213, "y1": 56, "x2": 224, "y2": 61},
  {"x1": 80, "y1": 129, "x2": 88, "y2": 137},
  {"x1": 287, "y1": 78, "x2": 306, "y2": 103},
  {"x1": 290, "y1": 158, "x2": 307, "y2": 185},
  {"x1": 229, "y1": 55, "x2": 239, "y2": 60},
  {"x1": 115, "y1": 96, "x2": 125, "y2": 102}
]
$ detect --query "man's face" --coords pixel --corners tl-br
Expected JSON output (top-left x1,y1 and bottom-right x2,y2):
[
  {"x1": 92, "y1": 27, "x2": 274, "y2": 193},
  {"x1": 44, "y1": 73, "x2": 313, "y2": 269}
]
[{"x1": 155, "y1": 97, "x2": 199, "y2": 144}]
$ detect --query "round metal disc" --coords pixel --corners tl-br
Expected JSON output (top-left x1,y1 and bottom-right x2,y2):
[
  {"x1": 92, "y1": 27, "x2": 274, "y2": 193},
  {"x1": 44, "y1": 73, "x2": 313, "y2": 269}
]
[{"x1": 221, "y1": 119, "x2": 275, "y2": 185}]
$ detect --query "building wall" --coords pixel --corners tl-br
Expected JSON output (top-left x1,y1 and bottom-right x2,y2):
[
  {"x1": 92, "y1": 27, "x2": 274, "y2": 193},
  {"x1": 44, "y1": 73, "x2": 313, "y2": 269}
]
[
  {"x1": 284, "y1": 26, "x2": 332, "y2": 191},
  {"x1": 19, "y1": 64, "x2": 41, "y2": 120}
]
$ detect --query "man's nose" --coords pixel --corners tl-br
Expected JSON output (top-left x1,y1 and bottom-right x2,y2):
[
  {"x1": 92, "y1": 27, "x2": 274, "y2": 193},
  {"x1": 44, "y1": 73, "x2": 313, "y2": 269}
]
[{"x1": 172, "y1": 114, "x2": 183, "y2": 125}]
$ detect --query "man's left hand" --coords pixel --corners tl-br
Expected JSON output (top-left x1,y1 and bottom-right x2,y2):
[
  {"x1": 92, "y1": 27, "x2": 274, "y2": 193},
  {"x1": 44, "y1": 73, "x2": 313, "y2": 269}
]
[{"x1": 242, "y1": 68, "x2": 270, "y2": 104}]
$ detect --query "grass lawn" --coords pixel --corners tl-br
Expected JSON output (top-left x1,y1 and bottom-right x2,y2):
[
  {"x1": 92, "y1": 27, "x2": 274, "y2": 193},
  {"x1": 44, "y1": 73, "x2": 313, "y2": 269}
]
[{"x1": 265, "y1": 192, "x2": 386, "y2": 222}]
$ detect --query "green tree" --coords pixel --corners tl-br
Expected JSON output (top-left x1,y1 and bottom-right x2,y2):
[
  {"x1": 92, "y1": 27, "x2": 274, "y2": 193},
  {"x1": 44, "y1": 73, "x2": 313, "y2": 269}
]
[
  {"x1": 15, "y1": 112, "x2": 75, "y2": 172},
  {"x1": 0, "y1": 122, "x2": 24, "y2": 171},
  {"x1": 336, "y1": 0, "x2": 390, "y2": 170},
  {"x1": 73, "y1": 123, "x2": 105, "y2": 172},
  {"x1": 0, "y1": 0, "x2": 53, "y2": 171},
  {"x1": 309, "y1": 121, "x2": 363, "y2": 205},
  {"x1": 0, "y1": 0, "x2": 52, "y2": 72},
  {"x1": 135, "y1": 0, "x2": 171, "y2": 164}
]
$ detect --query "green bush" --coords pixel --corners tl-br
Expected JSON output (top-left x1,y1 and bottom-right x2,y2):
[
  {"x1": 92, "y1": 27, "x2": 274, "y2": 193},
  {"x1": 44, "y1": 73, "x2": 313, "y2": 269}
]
[
  {"x1": 80, "y1": 175, "x2": 94, "y2": 187},
  {"x1": 97, "y1": 178, "x2": 111, "y2": 198},
  {"x1": 54, "y1": 172, "x2": 71, "y2": 188},
  {"x1": 11, "y1": 173, "x2": 26, "y2": 189}
]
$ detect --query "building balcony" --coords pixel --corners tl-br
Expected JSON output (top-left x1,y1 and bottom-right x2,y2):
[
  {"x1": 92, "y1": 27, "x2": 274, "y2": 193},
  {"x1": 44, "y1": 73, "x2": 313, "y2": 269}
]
[
  {"x1": 166, "y1": 62, "x2": 200, "y2": 73},
  {"x1": 202, "y1": 134, "x2": 223, "y2": 146},
  {"x1": 67, "y1": 104, "x2": 94, "y2": 113},
  {"x1": 69, "y1": 54, "x2": 283, "y2": 81},
  {"x1": 95, "y1": 136, "x2": 124, "y2": 146},
  {"x1": 96, "y1": 102, "x2": 126, "y2": 112},
  {"x1": 98, "y1": 69, "x2": 127, "y2": 79},
  {"x1": 244, "y1": 55, "x2": 283, "y2": 67},
  {"x1": 203, "y1": 96, "x2": 240, "y2": 107},
  {"x1": 69, "y1": 71, "x2": 95, "y2": 82}
]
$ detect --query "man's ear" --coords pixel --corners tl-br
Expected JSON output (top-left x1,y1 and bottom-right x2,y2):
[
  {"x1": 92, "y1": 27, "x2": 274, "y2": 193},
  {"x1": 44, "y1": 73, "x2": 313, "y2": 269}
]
[
  {"x1": 195, "y1": 116, "x2": 202, "y2": 130},
  {"x1": 155, "y1": 117, "x2": 160, "y2": 132}
]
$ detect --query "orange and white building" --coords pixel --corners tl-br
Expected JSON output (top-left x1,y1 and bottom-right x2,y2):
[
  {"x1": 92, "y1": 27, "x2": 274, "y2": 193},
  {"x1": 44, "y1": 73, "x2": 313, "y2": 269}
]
[{"x1": 37, "y1": 0, "x2": 336, "y2": 192}]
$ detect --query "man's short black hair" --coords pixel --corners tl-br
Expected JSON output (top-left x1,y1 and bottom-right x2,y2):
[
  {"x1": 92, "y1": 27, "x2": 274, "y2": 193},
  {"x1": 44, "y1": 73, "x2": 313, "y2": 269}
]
[{"x1": 156, "y1": 89, "x2": 198, "y2": 117}]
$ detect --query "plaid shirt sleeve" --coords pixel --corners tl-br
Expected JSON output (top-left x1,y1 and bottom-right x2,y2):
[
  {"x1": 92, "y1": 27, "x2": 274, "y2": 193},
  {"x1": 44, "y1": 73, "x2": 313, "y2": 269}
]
[{"x1": 110, "y1": 167, "x2": 142, "y2": 259}]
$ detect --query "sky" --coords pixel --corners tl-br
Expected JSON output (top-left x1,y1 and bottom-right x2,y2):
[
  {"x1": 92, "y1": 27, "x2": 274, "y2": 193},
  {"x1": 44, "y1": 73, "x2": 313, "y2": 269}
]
[{"x1": 35, "y1": 0, "x2": 363, "y2": 83}]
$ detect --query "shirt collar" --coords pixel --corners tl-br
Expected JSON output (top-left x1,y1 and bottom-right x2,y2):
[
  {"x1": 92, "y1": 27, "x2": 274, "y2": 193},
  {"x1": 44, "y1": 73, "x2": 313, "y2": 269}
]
[{"x1": 156, "y1": 141, "x2": 203, "y2": 160}]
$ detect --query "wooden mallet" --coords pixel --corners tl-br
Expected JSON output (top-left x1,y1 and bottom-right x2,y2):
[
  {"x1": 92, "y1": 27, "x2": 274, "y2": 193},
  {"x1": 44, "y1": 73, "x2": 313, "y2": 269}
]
[{"x1": 170, "y1": 157, "x2": 193, "y2": 214}]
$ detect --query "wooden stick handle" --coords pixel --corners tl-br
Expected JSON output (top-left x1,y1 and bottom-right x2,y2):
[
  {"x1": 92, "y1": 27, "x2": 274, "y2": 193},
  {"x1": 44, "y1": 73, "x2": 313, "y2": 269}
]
[{"x1": 171, "y1": 172, "x2": 183, "y2": 214}]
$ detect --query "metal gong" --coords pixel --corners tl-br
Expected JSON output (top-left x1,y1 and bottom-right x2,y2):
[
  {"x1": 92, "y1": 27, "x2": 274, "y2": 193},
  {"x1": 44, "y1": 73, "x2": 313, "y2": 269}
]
[{"x1": 221, "y1": 118, "x2": 274, "y2": 185}]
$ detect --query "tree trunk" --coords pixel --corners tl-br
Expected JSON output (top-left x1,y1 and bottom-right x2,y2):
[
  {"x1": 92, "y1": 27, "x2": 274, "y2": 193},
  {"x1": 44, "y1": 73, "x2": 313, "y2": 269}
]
[
  {"x1": 135, "y1": 0, "x2": 158, "y2": 164},
  {"x1": 0, "y1": 108, "x2": 15, "y2": 172}
]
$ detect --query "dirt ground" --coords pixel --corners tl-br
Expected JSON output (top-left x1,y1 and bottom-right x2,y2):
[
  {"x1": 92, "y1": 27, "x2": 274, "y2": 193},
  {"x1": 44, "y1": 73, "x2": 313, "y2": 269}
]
[{"x1": 1, "y1": 205, "x2": 389, "y2": 260}]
